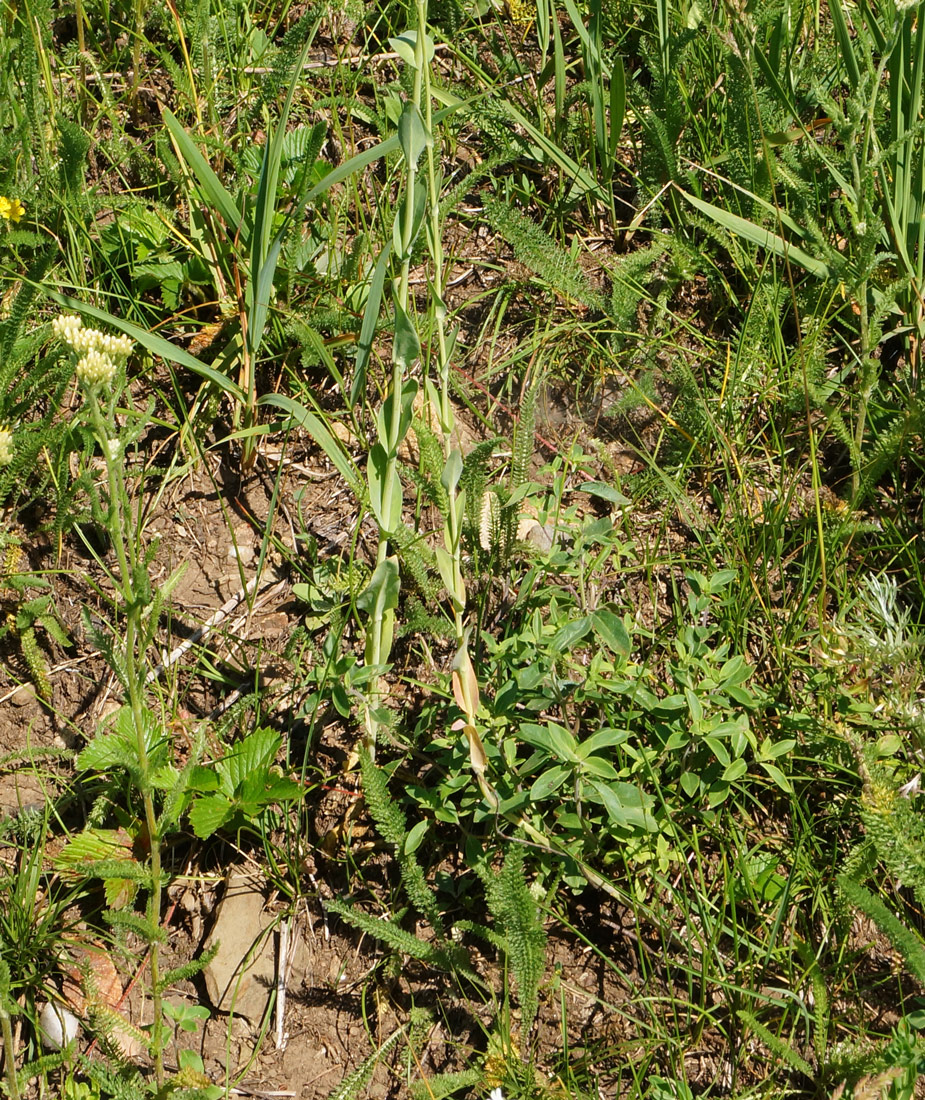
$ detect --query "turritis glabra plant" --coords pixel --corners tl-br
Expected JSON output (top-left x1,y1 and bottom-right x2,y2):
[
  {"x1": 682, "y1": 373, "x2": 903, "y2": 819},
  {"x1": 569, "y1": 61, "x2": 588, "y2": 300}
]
[{"x1": 359, "y1": 5, "x2": 491, "y2": 810}]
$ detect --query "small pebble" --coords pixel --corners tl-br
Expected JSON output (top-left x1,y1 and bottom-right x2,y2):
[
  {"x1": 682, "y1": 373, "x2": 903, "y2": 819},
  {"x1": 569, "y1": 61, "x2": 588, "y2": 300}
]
[
  {"x1": 38, "y1": 1002, "x2": 80, "y2": 1050},
  {"x1": 9, "y1": 684, "x2": 38, "y2": 708}
]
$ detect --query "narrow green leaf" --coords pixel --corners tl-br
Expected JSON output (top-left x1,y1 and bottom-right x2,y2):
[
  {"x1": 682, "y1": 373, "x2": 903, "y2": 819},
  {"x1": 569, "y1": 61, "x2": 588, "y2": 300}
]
[
  {"x1": 393, "y1": 303, "x2": 422, "y2": 370},
  {"x1": 258, "y1": 393, "x2": 361, "y2": 493},
  {"x1": 398, "y1": 101, "x2": 429, "y2": 167},
  {"x1": 675, "y1": 188, "x2": 837, "y2": 279},
  {"x1": 499, "y1": 100, "x2": 605, "y2": 201},
  {"x1": 161, "y1": 108, "x2": 242, "y2": 233},
  {"x1": 353, "y1": 242, "x2": 392, "y2": 407},
  {"x1": 829, "y1": 0, "x2": 861, "y2": 89},
  {"x1": 368, "y1": 443, "x2": 402, "y2": 530}
]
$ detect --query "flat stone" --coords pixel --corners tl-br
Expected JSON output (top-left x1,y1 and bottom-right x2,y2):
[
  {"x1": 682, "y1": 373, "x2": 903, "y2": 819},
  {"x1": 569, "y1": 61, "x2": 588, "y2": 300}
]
[
  {"x1": 202, "y1": 874, "x2": 276, "y2": 1022},
  {"x1": 9, "y1": 684, "x2": 38, "y2": 707}
]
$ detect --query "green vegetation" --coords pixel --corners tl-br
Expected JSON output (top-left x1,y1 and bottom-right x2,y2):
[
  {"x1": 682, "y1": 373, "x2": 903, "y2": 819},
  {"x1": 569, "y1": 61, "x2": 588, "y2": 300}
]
[{"x1": 2, "y1": 0, "x2": 925, "y2": 1097}]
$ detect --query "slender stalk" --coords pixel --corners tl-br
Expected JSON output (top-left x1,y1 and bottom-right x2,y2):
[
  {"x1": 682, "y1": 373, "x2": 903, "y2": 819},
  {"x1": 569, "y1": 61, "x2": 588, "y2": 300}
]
[
  {"x1": 362, "y1": 20, "x2": 428, "y2": 754},
  {"x1": 87, "y1": 392, "x2": 165, "y2": 1087},
  {"x1": 418, "y1": 0, "x2": 467, "y2": 646},
  {"x1": 129, "y1": 0, "x2": 145, "y2": 103},
  {"x1": 0, "y1": 1006, "x2": 21, "y2": 1100}
]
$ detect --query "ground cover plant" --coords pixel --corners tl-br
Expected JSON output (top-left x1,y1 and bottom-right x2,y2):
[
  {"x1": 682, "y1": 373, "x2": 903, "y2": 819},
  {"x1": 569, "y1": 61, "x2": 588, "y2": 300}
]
[{"x1": 3, "y1": 0, "x2": 925, "y2": 1097}]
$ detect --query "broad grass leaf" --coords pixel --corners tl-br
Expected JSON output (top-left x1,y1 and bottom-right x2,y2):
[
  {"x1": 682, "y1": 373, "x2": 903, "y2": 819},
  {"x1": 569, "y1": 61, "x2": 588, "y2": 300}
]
[
  {"x1": 675, "y1": 188, "x2": 836, "y2": 279},
  {"x1": 259, "y1": 393, "x2": 361, "y2": 494},
  {"x1": 357, "y1": 557, "x2": 401, "y2": 617},
  {"x1": 397, "y1": 101, "x2": 429, "y2": 167},
  {"x1": 393, "y1": 304, "x2": 422, "y2": 371},
  {"x1": 161, "y1": 108, "x2": 242, "y2": 234}
]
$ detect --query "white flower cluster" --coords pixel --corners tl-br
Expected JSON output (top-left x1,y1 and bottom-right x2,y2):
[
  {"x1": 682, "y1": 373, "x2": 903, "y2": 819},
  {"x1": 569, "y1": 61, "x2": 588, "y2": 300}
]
[
  {"x1": 52, "y1": 313, "x2": 134, "y2": 389},
  {"x1": 896, "y1": 0, "x2": 918, "y2": 11},
  {"x1": 0, "y1": 425, "x2": 13, "y2": 467}
]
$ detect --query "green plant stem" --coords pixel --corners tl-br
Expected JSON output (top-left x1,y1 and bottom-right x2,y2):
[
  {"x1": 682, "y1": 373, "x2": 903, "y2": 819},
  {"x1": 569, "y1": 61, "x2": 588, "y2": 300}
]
[
  {"x1": 362, "y1": 23, "x2": 428, "y2": 754},
  {"x1": 87, "y1": 391, "x2": 165, "y2": 1088},
  {"x1": 0, "y1": 1006, "x2": 20, "y2": 1100},
  {"x1": 848, "y1": 45, "x2": 891, "y2": 501},
  {"x1": 418, "y1": 0, "x2": 466, "y2": 647},
  {"x1": 130, "y1": 0, "x2": 144, "y2": 103}
]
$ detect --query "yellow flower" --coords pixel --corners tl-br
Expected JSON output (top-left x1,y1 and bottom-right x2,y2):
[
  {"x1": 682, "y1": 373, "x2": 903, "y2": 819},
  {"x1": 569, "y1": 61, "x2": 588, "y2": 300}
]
[
  {"x1": 0, "y1": 197, "x2": 25, "y2": 223},
  {"x1": 0, "y1": 425, "x2": 14, "y2": 467},
  {"x1": 507, "y1": 0, "x2": 534, "y2": 26}
]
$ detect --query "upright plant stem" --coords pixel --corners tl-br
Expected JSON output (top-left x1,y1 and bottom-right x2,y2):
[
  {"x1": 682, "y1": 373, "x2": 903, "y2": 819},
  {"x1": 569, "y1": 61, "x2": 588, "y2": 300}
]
[
  {"x1": 0, "y1": 1006, "x2": 20, "y2": 1100},
  {"x1": 417, "y1": 0, "x2": 467, "y2": 648},
  {"x1": 88, "y1": 393, "x2": 165, "y2": 1087},
  {"x1": 362, "y1": 22, "x2": 427, "y2": 754}
]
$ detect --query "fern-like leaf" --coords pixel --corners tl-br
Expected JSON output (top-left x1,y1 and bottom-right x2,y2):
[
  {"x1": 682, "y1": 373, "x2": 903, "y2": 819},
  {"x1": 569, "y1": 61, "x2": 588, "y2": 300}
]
[
  {"x1": 482, "y1": 196, "x2": 604, "y2": 311},
  {"x1": 359, "y1": 749, "x2": 445, "y2": 936},
  {"x1": 485, "y1": 844, "x2": 546, "y2": 1035},
  {"x1": 838, "y1": 875, "x2": 925, "y2": 985},
  {"x1": 325, "y1": 1020, "x2": 408, "y2": 1100},
  {"x1": 736, "y1": 1008, "x2": 814, "y2": 1078}
]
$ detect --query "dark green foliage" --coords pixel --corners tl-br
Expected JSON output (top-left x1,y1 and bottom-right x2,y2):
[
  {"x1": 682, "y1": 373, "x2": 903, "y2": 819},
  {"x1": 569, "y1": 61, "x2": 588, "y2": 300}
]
[
  {"x1": 429, "y1": 0, "x2": 465, "y2": 37},
  {"x1": 251, "y1": 9, "x2": 322, "y2": 122},
  {"x1": 481, "y1": 196, "x2": 605, "y2": 311},
  {"x1": 397, "y1": 595, "x2": 455, "y2": 641},
  {"x1": 359, "y1": 748, "x2": 445, "y2": 936},
  {"x1": 510, "y1": 374, "x2": 538, "y2": 493},
  {"x1": 105, "y1": 907, "x2": 168, "y2": 944},
  {"x1": 608, "y1": 240, "x2": 664, "y2": 336},
  {"x1": 158, "y1": 944, "x2": 218, "y2": 990},
  {"x1": 75, "y1": 1057, "x2": 148, "y2": 1100},
  {"x1": 390, "y1": 521, "x2": 443, "y2": 606},
  {"x1": 409, "y1": 1069, "x2": 482, "y2": 1100},
  {"x1": 483, "y1": 843, "x2": 546, "y2": 1035},
  {"x1": 324, "y1": 1020, "x2": 409, "y2": 1100},
  {"x1": 839, "y1": 875, "x2": 925, "y2": 986},
  {"x1": 410, "y1": 414, "x2": 450, "y2": 516},
  {"x1": 856, "y1": 762, "x2": 925, "y2": 912},
  {"x1": 459, "y1": 437, "x2": 500, "y2": 546},
  {"x1": 325, "y1": 897, "x2": 459, "y2": 970},
  {"x1": 0, "y1": 267, "x2": 74, "y2": 513},
  {"x1": 56, "y1": 117, "x2": 91, "y2": 200}
]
